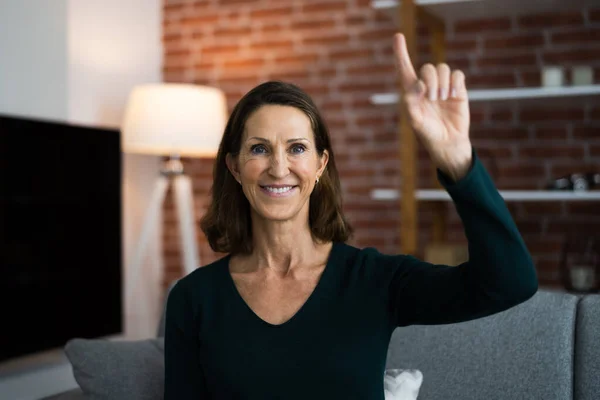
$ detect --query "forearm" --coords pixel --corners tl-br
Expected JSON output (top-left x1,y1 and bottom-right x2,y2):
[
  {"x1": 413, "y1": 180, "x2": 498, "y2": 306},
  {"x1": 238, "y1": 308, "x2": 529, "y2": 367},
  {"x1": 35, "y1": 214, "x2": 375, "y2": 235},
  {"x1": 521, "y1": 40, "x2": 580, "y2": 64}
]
[{"x1": 439, "y1": 147, "x2": 538, "y2": 306}]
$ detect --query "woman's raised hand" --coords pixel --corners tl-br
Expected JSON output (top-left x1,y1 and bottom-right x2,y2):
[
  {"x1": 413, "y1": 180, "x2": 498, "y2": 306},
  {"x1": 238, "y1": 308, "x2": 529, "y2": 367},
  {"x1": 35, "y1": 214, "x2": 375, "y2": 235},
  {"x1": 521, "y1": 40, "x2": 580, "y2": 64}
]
[{"x1": 393, "y1": 33, "x2": 473, "y2": 181}]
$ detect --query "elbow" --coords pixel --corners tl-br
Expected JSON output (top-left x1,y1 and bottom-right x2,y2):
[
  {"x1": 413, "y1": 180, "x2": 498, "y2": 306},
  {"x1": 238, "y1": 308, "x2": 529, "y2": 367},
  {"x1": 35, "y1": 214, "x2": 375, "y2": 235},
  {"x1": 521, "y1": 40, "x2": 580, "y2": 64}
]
[{"x1": 509, "y1": 261, "x2": 539, "y2": 306}]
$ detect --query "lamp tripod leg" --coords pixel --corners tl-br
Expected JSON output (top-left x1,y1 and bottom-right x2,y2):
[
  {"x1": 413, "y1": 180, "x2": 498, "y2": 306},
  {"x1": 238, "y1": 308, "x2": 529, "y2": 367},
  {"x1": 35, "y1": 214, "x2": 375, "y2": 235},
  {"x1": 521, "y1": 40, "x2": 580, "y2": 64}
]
[
  {"x1": 173, "y1": 174, "x2": 200, "y2": 276},
  {"x1": 126, "y1": 175, "x2": 169, "y2": 309}
]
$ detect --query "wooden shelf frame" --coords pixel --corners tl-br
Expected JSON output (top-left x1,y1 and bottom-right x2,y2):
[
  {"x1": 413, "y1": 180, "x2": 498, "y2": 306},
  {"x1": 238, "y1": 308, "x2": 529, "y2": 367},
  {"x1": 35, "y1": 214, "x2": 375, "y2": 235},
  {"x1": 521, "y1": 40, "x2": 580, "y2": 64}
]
[{"x1": 373, "y1": 0, "x2": 600, "y2": 255}]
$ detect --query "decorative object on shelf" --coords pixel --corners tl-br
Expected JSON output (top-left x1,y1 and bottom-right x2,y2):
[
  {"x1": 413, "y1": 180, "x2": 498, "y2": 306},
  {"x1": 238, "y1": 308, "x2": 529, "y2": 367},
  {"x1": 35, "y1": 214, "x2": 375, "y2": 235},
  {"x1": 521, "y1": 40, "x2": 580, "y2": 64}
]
[
  {"x1": 122, "y1": 83, "x2": 228, "y2": 306},
  {"x1": 560, "y1": 234, "x2": 600, "y2": 293},
  {"x1": 546, "y1": 172, "x2": 600, "y2": 191},
  {"x1": 572, "y1": 66, "x2": 594, "y2": 86},
  {"x1": 542, "y1": 66, "x2": 565, "y2": 87}
]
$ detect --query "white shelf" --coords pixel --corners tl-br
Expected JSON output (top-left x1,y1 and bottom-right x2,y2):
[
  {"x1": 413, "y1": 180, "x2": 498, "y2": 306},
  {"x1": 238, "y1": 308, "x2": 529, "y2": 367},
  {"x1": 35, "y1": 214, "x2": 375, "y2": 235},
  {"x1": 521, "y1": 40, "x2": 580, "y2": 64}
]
[
  {"x1": 370, "y1": 85, "x2": 600, "y2": 105},
  {"x1": 372, "y1": 0, "x2": 600, "y2": 21},
  {"x1": 371, "y1": 189, "x2": 600, "y2": 201}
]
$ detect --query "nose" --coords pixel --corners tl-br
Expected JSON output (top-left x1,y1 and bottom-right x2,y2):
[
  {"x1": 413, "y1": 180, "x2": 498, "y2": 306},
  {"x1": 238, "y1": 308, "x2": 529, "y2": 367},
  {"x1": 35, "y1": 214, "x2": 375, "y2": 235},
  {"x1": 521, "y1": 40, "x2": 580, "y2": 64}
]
[{"x1": 268, "y1": 147, "x2": 289, "y2": 178}]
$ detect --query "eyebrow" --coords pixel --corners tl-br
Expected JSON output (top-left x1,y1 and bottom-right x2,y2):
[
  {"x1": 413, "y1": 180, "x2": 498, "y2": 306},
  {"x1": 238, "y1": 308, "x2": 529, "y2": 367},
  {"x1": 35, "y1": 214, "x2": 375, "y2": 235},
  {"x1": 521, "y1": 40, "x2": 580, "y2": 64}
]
[{"x1": 246, "y1": 137, "x2": 310, "y2": 144}]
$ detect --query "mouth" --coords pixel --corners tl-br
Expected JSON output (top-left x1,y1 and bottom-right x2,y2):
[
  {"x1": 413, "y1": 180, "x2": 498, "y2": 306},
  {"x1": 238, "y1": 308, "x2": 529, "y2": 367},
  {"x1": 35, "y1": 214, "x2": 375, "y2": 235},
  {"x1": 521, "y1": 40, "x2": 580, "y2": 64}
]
[{"x1": 259, "y1": 185, "x2": 298, "y2": 197}]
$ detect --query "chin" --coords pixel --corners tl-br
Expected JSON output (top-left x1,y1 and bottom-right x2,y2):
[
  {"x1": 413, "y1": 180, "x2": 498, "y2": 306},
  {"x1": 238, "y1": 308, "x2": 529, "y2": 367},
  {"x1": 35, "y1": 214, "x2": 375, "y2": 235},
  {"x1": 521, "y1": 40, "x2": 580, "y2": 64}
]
[{"x1": 253, "y1": 204, "x2": 305, "y2": 223}]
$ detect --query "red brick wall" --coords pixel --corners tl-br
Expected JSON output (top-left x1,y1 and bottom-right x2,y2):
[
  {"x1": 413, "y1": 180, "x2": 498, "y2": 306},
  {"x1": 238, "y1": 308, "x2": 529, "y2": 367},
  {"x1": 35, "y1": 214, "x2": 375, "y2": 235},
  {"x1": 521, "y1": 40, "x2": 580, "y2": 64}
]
[{"x1": 161, "y1": 0, "x2": 600, "y2": 291}]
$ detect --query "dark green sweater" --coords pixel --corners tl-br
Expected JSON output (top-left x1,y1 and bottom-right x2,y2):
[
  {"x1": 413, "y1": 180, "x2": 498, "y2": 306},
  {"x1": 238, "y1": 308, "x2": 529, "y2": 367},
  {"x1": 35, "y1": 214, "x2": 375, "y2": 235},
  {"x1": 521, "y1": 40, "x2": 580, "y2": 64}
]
[{"x1": 164, "y1": 149, "x2": 538, "y2": 400}]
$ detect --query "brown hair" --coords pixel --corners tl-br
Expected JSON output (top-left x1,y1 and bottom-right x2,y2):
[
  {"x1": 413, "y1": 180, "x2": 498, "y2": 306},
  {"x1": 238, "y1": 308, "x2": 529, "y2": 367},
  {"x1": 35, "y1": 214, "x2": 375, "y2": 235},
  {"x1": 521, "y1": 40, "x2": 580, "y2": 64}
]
[{"x1": 200, "y1": 80, "x2": 353, "y2": 255}]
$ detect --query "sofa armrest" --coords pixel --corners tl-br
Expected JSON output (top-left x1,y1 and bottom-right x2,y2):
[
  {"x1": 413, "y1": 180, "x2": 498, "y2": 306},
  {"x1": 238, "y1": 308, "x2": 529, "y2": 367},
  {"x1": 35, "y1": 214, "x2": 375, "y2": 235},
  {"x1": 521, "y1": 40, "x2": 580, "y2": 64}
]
[{"x1": 39, "y1": 388, "x2": 88, "y2": 400}]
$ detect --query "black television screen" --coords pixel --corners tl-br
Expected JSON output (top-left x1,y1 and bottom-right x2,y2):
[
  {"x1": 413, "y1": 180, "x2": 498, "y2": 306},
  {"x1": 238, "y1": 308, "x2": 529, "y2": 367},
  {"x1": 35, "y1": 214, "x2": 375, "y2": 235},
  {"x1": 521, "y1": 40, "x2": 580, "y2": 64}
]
[{"x1": 0, "y1": 114, "x2": 122, "y2": 363}]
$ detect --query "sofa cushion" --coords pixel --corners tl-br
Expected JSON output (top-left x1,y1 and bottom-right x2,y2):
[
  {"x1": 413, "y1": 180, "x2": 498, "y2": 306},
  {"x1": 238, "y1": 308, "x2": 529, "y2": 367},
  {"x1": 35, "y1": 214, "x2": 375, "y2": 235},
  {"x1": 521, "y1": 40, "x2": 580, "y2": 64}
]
[
  {"x1": 386, "y1": 289, "x2": 578, "y2": 400},
  {"x1": 65, "y1": 338, "x2": 164, "y2": 400},
  {"x1": 575, "y1": 294, "x2": 600, "y2": 400}
]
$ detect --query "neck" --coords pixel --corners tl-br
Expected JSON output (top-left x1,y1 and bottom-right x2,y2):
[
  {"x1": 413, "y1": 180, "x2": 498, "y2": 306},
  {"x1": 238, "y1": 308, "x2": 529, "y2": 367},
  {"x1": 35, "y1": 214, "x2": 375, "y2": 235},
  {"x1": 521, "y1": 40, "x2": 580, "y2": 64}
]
[{"x1": 248, "y1": 209, "x2": 330, "y2": 276}]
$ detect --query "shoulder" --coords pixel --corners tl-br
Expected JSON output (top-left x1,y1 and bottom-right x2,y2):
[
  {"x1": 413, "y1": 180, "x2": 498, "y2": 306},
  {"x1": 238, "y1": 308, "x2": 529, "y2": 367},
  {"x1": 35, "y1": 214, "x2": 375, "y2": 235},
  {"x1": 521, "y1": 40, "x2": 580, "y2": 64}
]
[
  {"x1": 335, "y1": 242, "x2": 414, "y2": 287},
  {"x1": 167, "y1": 255, "x2": 230, "y2": 306},
  {"x1": 336, "y1": 241, "x2": 407, "y2": 268}
]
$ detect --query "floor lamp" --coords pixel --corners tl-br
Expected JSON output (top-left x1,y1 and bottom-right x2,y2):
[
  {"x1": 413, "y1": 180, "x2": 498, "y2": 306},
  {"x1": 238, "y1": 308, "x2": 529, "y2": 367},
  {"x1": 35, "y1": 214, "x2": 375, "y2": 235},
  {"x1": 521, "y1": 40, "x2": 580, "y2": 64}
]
[{"x1": 121, "y1": 83, "x2": 227, "y2": 307}]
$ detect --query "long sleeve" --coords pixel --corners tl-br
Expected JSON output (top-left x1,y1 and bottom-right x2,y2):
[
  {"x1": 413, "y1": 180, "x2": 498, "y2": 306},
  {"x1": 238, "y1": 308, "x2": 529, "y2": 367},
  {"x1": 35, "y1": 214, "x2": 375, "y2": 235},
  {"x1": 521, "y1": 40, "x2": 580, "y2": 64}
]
[
  {"x1": 164, "y1": 279, "x2": 208, "y2": 399},
  {"x1": 388, "y1": 148, "x2": 538, "y2": 327}
]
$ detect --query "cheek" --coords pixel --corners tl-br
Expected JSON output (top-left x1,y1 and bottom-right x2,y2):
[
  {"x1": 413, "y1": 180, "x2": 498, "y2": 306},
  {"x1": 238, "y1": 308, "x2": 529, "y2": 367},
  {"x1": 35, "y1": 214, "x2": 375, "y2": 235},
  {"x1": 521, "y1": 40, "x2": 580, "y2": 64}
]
[{"x1": 241, "y1": 159, "x2": 265, "y2": 180}]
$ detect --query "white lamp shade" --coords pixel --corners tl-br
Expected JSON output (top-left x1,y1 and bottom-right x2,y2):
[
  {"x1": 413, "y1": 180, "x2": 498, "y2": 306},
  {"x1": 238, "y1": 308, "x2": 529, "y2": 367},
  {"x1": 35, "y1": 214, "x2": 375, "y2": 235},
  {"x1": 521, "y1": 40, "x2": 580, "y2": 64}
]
[{"x1": 121, "y1": 83, "x2": 227, "y2": 157}]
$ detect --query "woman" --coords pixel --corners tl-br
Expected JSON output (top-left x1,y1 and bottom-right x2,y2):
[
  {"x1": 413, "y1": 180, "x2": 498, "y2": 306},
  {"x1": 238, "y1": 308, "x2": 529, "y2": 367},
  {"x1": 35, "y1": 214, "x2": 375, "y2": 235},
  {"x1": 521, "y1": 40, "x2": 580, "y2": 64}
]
[{"x1": 164, "y1": 33, "x2": 538, "y2": 399}]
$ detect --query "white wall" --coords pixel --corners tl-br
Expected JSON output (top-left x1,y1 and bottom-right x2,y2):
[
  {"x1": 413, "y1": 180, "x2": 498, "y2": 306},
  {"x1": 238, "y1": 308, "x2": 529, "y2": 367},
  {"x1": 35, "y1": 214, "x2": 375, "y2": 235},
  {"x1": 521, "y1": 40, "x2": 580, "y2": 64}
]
[
  {"x1": 0, "y1": 1, "x2": 163, "y2": 398},
  {"x1": 67, "y1": 0, "x2": 164, "y2": 340},
  {"x1": 0, "y1": 0, "x2": 68, "y2": 121}
]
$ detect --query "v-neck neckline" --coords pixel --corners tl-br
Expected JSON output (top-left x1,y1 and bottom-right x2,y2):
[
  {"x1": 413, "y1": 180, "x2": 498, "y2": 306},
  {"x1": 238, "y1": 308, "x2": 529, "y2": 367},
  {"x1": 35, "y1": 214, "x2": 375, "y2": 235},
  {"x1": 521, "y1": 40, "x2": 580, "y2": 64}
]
[{"x1": 223, "y1": 241, "x2": 339, "y2": 328}]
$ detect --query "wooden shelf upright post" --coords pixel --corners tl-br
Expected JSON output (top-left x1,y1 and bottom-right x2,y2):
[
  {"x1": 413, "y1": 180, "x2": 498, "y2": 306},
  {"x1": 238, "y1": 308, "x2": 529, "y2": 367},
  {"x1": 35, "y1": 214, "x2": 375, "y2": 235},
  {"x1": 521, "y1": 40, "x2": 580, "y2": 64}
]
[
  {"x1": 399, "y1": 0, "x2": 418, "y2": 255},
  {"x1": 428, "y1": 12, "x2": 448, "y2": 244}
]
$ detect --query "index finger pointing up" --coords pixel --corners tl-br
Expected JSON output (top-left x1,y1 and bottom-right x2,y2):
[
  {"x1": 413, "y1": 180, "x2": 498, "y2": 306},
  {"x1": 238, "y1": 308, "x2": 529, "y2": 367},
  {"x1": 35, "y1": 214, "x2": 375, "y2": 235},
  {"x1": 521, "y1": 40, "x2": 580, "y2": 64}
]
[{"x1": 393, "y1": 33, "x2": 418, "y2": 93}]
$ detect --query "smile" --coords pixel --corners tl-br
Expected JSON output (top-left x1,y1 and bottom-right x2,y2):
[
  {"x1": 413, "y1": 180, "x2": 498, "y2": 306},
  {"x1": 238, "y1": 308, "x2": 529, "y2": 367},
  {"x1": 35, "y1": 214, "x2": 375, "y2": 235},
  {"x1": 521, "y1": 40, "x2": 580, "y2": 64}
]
[{"x1": 259, "y1": 185, "x2": 298, "y2": 197}]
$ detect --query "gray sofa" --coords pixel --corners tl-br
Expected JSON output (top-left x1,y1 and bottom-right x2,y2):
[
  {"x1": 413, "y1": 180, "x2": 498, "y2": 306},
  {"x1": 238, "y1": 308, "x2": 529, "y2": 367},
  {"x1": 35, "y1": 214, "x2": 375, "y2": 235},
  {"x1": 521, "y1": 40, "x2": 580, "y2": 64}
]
[{"x1": 43, "y1": 288, "x2": 600, "y2": 400}]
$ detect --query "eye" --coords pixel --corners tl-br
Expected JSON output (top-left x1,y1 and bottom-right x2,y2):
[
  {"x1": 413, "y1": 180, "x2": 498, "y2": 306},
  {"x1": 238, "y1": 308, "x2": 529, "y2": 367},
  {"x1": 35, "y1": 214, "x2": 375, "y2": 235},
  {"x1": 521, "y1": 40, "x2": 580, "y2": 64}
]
[
  {"x1": 250, "y1": 144, "x2": 267, "y2": 155},
  {"x1": 290, "y1": 144, "x2": 306, "y2": 154}
]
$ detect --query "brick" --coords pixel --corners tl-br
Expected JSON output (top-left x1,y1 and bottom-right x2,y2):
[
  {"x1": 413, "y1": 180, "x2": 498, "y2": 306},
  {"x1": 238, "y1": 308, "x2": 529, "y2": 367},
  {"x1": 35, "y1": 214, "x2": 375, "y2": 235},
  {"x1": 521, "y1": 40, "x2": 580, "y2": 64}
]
[
  {"x1": 355, "y1": 115, "x2": 385, "y2": 129},
  {"x1": 522, "y1": 237, "x2": 565, "y2": 253},
  {"x1": 484, "y1": 33, "x2": 544, "y2": 50},
  {"x1": 468, "y1": 72, "x2": 516, "y2": 89},
  {"x1": 551, "y1": 162, "x2": 598, "y2": 178},
  {"x1": 345, "y1": 13, "x2": 368, "y2": 26},
  {"x1": 338, "y1": 81, "x2": 387, "y2": 94},
  {"x1": 552, "y1": 28, "x2": 600, "y2": 45},
  {"x1": 358, "y1": 28, "x2": 397, "y2": 41},
  {"x1": 223, "y1": 57, "x2": 266, "y2": 69},
  {"x1": 489, "y1": 108, "x2": 515, "y2": 122},
  {"x1": 520, "y1": 70, "x2": 542, "y2": 87},
  {"x1": 454, "y1": 17, "x2": 511, "y2": 34},
  {"x1": 274, "y1": 53, "x2": 320, "y2": 65},
  {"x1": 347, "y1": 64, "x2": 395, "y2": 76},
  {"x1": 250, "y1": 6, "x2": 293, "y2": 19},
  {"x1": 521, "y1": 202, "x2": 564, "y2": 215},
  {"x1": 547, "y1": 220, "x2": 600, "y2": 235},
  {"x1": 498, "y1": 164, "x2": 546, "y2": 180},
  {"x1": 567, "y1": 202, "x2": 600, "y2": 215},
  {"x1": 519, "y1": 107, "x2": 585, "y2": 122},
  {"x1": 542, "y1": 48, "x2": 600, "y2": 64},
  {"x1": 200, "y1": 44, "x2": 240, "y2": 56},
  {"x1": 249, "y1": 39, "x2": 295, "y2": 52},
  {"x1": 591, "y1": 9, "x2": 600, "y2": 22},
  {"x1": 591, "y1": 144, "x2": 600, "y2": 157},
  {"x1": 304, "y1": 33, "x2": 351, "y2": 46},
  {"x1": 518, "y1": 11, "x2": 584, "y2": 29},
  {"x1": 477, "y1": 53, "x2": 537, "y2": 68},
  {"x1": 572, "y1": 124, "x2": 600, "y2": 140},
  {"x1": 470, "y1": 125, "x2": 528, "y2": 140},
  {"x1": 302, "y1": 1, "x2": 347, "y2": 13},
  {"x1": 533, "y1": 126, "x2": 569, "y2": 140},
  {"x1": 519, "y1": 145, "x2": 585, "y2": 159},
  {"x1": 182, "y1": 15, "x2": 220, "y2": 25},
  {"x1": 261, "y1": 22, "x2": 287, "y2": 33},
  {"x1": 213, "y1": 26, "x2": 252, "y2": 38},
  {"x1": 446, "y1": 38, "x2": 478, "y2": 53},
  {"x1": 329, "y1": 48, "x2": 374, "y2": 61},
  {"x1": 515, "y1": 220, "x2": 544, "y2": 235},
  {"x1": 291, "y1": 19, "x2": 336, "y2": 31}
]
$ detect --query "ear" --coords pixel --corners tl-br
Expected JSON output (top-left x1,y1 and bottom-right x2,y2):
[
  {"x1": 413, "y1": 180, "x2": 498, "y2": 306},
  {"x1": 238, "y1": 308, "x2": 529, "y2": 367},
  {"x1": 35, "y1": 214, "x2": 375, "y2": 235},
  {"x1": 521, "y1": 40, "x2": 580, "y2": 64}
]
[
  {"x1": 225, "y1": 153, "x2": 241, "y2": 183},
  {"x1": 316, "y1": 149, "x2": 329, "y2": 179}
]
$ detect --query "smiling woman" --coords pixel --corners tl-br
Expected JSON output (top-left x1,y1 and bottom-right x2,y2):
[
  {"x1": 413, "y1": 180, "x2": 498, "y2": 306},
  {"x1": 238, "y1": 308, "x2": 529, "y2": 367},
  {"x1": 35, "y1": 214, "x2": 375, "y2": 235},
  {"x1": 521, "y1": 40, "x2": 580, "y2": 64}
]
[{"x1": 164, "y1": 33, "x2": 538, "y2": 400}]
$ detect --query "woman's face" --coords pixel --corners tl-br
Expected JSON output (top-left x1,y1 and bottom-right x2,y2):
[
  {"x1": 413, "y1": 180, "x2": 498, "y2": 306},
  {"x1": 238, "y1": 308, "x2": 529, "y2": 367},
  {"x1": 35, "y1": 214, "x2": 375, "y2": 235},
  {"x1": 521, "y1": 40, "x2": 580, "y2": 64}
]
[{"x1": 226, "y1": 105, "x2": 328, "y2": 223}]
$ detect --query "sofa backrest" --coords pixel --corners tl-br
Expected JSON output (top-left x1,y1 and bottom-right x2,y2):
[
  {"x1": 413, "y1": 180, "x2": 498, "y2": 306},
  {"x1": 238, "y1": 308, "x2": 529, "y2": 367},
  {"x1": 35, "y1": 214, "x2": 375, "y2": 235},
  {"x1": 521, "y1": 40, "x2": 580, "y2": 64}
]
[
  {"x1": 386, "y1": 289, "x2": 579, "y2": 400},
  {"x1": 575, "y1": 294, "x2": 600, "y2": 400}
]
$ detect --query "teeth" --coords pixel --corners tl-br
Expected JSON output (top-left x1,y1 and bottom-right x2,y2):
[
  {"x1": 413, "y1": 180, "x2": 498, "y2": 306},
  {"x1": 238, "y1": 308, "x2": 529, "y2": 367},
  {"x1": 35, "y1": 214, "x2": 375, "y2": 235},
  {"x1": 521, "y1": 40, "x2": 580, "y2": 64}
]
[{"x1": 264, "y1": 186, "x2": 293, "y2": 193}]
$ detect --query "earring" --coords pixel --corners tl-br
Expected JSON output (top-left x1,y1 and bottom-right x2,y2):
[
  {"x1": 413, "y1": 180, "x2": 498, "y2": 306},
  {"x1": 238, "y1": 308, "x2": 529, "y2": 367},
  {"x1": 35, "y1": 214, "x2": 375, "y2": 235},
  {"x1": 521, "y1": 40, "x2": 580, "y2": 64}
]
[{"x1": 316, "y1": 177, "x2": 319, "y2": 184}]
